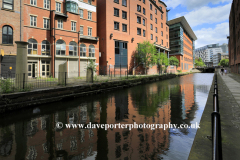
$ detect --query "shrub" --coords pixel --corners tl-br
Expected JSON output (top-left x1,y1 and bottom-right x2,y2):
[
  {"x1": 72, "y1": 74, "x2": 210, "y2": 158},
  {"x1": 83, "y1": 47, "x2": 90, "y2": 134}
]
[{"x1": 0, "y1": 79, "x2": 13, "y2": 93}]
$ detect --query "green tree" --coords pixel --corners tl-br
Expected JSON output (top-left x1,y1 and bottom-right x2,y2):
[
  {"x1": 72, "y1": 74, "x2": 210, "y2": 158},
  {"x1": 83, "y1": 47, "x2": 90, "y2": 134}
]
[
  {"x1": 156, "y1": 52, "x2": 169, "y2": 73},
  {"x1": 135, "y1": 41, "x2": 157, "y2": 74},
  {"x1": 169, "y1": 56, "x2": 179, "y2": 67},
  {"x1": 194, "y1": 58, "x2": 205, "y2": 67},
  {"x1": 218, "y1": 59, "x2": 229, "y2": 67},
  {"x1": 87, "y1": 59, "x2": 97, "y2": 72}
]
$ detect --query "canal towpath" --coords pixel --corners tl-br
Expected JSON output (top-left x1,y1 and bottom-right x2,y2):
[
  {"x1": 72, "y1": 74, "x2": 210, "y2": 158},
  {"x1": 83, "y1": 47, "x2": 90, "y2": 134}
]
[{"x1": 188, "y1": 71, "x2": 240, "y2": 160}]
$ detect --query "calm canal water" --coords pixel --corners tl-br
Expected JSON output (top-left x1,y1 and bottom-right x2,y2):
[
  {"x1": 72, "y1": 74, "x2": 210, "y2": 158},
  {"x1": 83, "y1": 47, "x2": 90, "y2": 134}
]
[{"x1": 0, "y1": 73, "x2": 214, "y2": 160}]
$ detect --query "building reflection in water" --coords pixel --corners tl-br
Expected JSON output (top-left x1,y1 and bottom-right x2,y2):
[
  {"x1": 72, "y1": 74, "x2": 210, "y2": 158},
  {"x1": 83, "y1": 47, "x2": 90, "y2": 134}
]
[{"x1": 0, "y1": 74, "x2": 201, "y2": 160}]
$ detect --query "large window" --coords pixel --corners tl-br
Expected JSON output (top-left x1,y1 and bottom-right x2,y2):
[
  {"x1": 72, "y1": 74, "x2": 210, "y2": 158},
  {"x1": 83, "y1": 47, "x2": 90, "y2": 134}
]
[
  {"x1": 114, "y1": 22, "x2": 119, "y2": 30},
  {"x1": 143, "y1": 8, "x2": 145, "y2": 15},
  {"x1": 71, "y1": 21, "x2": 76, "y2": 31},
  {"x1": 137, "y1": 16, "x2": 141, "y2": 24},
  {"x1": 66, "y1": 1, "x2": 78, "y2": 13},
  {"x1": 28, "y1": 39, "x2": 38, "y2": 55},
  {"x1": 155, "y1": 18, "x2": 157, "y2": 24},
  {"x1": 89, "y1": 45, "x2": 95, "y2": 57},
  {"x1": 58, "y1": 19, "x2": 63, "y2": 29},
  {"x1": 156, "y1": 36, "x2": 158, "y2": 42},
  {"x1": 88, "y1": 11, "x2": 92, "y2": 20},
  {"x1": 143, "y1": 30, "x2": 145, "y2": 37},
  {"x1": 56, "y1": 2, "x2": 61, "y2": 12},
  {"x1": 79, "y1": 9, "x2": 83, "y2": 18},
  {"x1": 115, "y1": 41, "x2": 127, "y2": 66},
  {"x1": 80, "y1": 26, "x2": 83, "y2": 35},
  {"x1": 137, "y1": 28, "x2": 141, "y2": 35},
  {"x1": 161, "y1": 23, "x2": 163, "y2": 28},
  {"x1": 44, "y1": 0, "x2": 50, "y2": 9},
  {"x1": 150, "y1": 14, "x2": 152, "y2": 20},
  {"x1": 114, "y1": 8, "x2": 119, "y2": 17},
  {"x1": 155, "y1": 27, "x2": 157, "y2": 33},
  {"x1": 2, "y1": 26, "x2": 13, "y2": 44},
  {"x1": 30, "y1": 0, "x2": 36, "y2": 6},
  {"x1": 3, "y1": 0, "x2": 13, "y2": 10},
  {"x1": 150, "y1": 24, "x2": 153, "y2": 30},
  {"x1": 122, "y1": 24, "x2": 127, "y2": 32},
  {"x1": 69, "y1": 42, "x2": 77, "y2": 56},
  {"x1": 122, "y1": 11, "x2": 127, "y2": 19},
  {"x1": 88, "y1": 27, "x2": 92, "y2": 36},
  {"x1": 151, "y1": 34, "x2": 153, "y2": 40},
  {"x1": 88, "y1": 0, "x2": 92, "y2": 5},
  {"x1": 43, "y1": 18, "x2": 50, "y2": 29},
  {"x1": 80, "y1": 44, "x2": 86, "y2": 57},
  {"x1": 150, "y1": 4, "x2": 152, "y2": 10},
  {"x1": 41, "y1": 40, "x2": 50, "y2": 55},
  {"x1": 137, "y1": 5, "x2": 141, "y2": 12},
  {"x1": 41, "y1": 60, "x2": 50, "y2": 77},
  {"x1": 143, "y1": 19, "x2": 145, "y2": 26},
  {"x1": 122, "y1": 0, "x2": 127, "y2": 6},
  {"x1": 56, "y1": 40, "x2": 66, "y2": 55},
  {"x1": 30, "y1": 15, "x2": 37, "y2": 27}
]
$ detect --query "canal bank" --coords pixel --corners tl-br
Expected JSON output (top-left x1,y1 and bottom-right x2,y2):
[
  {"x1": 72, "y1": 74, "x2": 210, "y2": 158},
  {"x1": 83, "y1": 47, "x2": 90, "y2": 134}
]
[
  {"x1": 188, "y1": 71, "x2": 240, "y2": 160},
  {"x1": 0, "y1": 74, "x2": 184, "y2": 113}
]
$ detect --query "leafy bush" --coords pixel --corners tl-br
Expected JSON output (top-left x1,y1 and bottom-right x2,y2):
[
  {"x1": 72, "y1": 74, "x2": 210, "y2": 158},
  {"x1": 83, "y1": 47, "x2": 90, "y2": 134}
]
[{"x1": 0, "y1": 79, "x2": 13, "y2": 93}]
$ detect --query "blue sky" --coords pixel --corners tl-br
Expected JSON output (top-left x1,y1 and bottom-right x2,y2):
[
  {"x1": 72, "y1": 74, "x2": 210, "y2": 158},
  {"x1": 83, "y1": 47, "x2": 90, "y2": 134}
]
[{"x1": 162, "y1": 0, "x2": 232, "y2": 48}]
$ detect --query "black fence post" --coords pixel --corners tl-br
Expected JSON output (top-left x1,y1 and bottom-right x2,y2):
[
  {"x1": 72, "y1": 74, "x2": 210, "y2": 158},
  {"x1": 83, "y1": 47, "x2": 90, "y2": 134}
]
[
  {"x1": 120, "y1": 64, "x2": 121, "y2": 78},
  {"x1": 65, "y1": 72, "x2": 67, "y2": 86},
  {"x1": 23, "y1": 73, "x2": 25, "y2": 90}
]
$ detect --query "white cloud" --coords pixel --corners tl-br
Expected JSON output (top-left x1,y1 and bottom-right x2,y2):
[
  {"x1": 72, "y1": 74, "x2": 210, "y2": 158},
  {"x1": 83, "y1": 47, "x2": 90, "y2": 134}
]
[
  {"x1": 162, "y1": 0, "x2": 232, "y2": 10},
  {"x1": 194, "y1": 22, "x2": 229, "y2": 48},
  {"x1": 175, "y1": 3, "x2": 231, "y2": 27}
]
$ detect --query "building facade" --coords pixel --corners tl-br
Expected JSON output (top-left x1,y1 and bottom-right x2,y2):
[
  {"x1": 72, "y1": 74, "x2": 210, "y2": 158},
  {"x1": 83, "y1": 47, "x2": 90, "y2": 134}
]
[
  {"x1": 213, "y1": 53, "x2": 221, "y2": 67},
  {"x1": 220, "y1": 43, "x2": 228, "y2": 54},
  {"x1": 97, "y1": 0, "x2": 170, "y2": 75},
  {"x1": 0, "y1": 0, "x2": 24, "y2": 75},
  {"x1": 22, "y1": 0, "x2": 99, "y2": 78},
  {"x1": 195, "y1": 44, "x2": 222, "y2": 67},
  {"x1": 229, "y1": 0, "x2": 240, "y2": 74},
  {"x1": 167, "y1": 16, "x2": 197, "y2": 72}
]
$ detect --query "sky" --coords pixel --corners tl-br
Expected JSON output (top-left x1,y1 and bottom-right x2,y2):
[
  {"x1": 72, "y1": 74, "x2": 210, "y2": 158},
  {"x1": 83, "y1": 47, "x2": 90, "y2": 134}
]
[{"x1": 162, "y1": 0, "x2": 232, "y2": 49}]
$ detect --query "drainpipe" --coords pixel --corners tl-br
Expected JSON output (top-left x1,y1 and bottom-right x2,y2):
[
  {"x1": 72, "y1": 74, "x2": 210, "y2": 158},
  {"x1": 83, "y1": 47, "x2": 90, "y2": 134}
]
[{"x1": 20, "y1": 0, "x2": 22, "y2": 41}]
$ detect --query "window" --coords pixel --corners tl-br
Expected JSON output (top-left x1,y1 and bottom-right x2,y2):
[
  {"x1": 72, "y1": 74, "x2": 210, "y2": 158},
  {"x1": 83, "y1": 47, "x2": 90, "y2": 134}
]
[
  {"x1": 143, "y1": 30, "x2": 145, "y2": 37},
  {"x1": 122, "y1": 24, "x2": 127, "y2": 32},
  {"x1": 155, "y1": 9, "x2": 157, "y2": 14},
  {"x1": 122, "y1": 11, "x2": 127, "y2": 19},
  {"x1": 44, "y1": 0, "x2": 50, "y2": 9},
  {"x1": 30, "y1": 0, "x2": 37, "y2": 6},
  {"x1": 88, "y1": 11, "x2": 92, "y2": 20},
  {"x1": 80, "y1": 26, "x2": 83, "y2": 35},
  {"x1": 30, "y1": 15, "x2": 37, "y2": 27},
  {"x1": 143, "y1": 8, "x2": 145, "y2": 15},
  {"x1": 155, "y1": 27, "x2": 157, "y2": 33},
  {"x1": 56, "y1": 2, "x2": 61, "y2": 12},
  {"x1": 151, "y1": 34, "x2": 153, "y2": 40},
  {"x1": 137, "y1": 5, "x2": 141, "y2": 12},
  {"x1": 41, "y1": 60, "x2": 50, "y2": 77},
  {"x1": 166, "y1": 34, "x2": 168, "y2": 39},
  {"x1": 58, "y1": 19, "x2": 63, "y2": 29},
  {"x1": 143, "y1": 19, "x2": 145, "y2": 26},
  {"x1": 162, "y1": 40, "x2": 163, "y2": 45},
  {"x1": 161, "y1": 14, "x2": 163, "y2": 19},
  {"x1": 3, "y1": 0, "x2": 13, "y2": 10},
  {"x1": 155, "y1": 18, "x2": 157, "y2": 24},
  {"x1": 150, "y1": 14, "x2": 152, "y2": 20},
  {"x1": 137, "y1": 16, "x2": 141, "y2": 24},
  {"x1": 69, "y1": 42, "x2": 77, "y2": 56},
  {"x1": 88, "y1": 27, "x2": 92, "y2": 36},
  {"x1": 143, "y1": 0, "x2": 145, "y2": 3},
  {"x1": 79, "y1": 9, "x2": 83, "y2": 18},
  {"x1": 114, "y1": 0, "x2": 119, "y2": 3},
  {"x1": 56, "y1": 39, "x2": 66, "y2": 55},
  {"x1": 43, "y1": 18, "x2": 50, "y2": 29},
  {"x1": 88, "y1": 0, "x2": 92, "y2": 5},
  {"x1": 28, "y1": 39, "x2": 38, "y2": 55},
  {"x1": 137, "y1": 28, "x2": 141, "y2": 35},
  {"x1": 122, "y1": 0, "x2": 127, "y2": 6},
  {"x1": 89, "y1": 45, "x2": 95, "y2": 57},
  {"x1": 41, "y1": 40, "x2": 50, "y2": 55},
  {"x1": 161, "y1": 31, "x2": 163, "y2": 36},
  {"x1": 71, "y1": 21, "x2": 76, "y2": 31},
  {"x1": 2, "y1": 26, "x2": 13, "y2": 44},
  {"x1": 161, "y1": 23, "x2": 163, "y2": 28},
  {"x1": 150, "y1": 4, "x2": 152, "y2": 10},
  {"x1": 80, "y1": 44, "x2": 86, "y2": 57},
  {"x1": 166, "y1": 27, "x2": 168, "y2": 31},
  {"x1": 150, "y1": 24, "x2": 153, "y2": 30},
  {"x1": 114, "y1": 22, "x2": 119, "y2": 30},
  {"x1": 159, "y1": 6, "x2": 162, "y2": 10},
  {"x1": 114, "y1": 8, "x2": 119, "y2": 17},
  {"x1": 156, "y1": 36, "x2": 158, "y2": 42}
]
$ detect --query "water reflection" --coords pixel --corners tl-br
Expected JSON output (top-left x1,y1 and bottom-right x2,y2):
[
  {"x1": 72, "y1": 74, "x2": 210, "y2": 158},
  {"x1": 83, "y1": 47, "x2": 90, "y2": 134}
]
[{"x1": 0, "y1": 73, "x2": 213, "y2": 160}]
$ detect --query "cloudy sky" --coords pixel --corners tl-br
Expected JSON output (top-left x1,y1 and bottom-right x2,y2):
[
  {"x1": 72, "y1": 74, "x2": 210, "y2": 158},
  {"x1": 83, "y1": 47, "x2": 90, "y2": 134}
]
[{"x1": 162, "y1": 0, "x2": 232, "y2": 48}]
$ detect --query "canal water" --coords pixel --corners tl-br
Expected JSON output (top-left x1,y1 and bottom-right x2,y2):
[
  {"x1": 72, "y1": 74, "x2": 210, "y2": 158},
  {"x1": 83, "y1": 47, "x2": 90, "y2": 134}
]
[{"x1": 0, "y1": 73, "x2": 214, "y2": 160}]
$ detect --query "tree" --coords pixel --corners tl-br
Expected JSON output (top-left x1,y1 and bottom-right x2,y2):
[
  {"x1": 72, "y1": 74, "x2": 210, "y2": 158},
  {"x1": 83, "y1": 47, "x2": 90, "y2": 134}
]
[
  {"x1": 194, "y1": 57, "x2": 205, "y2": 67},
  {"x1": 135, "y1": 41, "x2": 157, "y2": 74},
  {"x1": 156, "y1": 52, "x2": 169, "y2": 73},
  {"x1": 218, "y1": 59, "x2": 229, "y2": 67},
  {"x1": 169, "y1": 56, "x2": 179, "y2": 67}
]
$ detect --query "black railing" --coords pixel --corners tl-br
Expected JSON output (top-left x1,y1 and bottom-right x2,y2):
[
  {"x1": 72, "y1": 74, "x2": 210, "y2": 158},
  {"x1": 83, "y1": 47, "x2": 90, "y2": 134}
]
[{"x1": 211, "y1": 74, "x2": 222, "y2": 160}]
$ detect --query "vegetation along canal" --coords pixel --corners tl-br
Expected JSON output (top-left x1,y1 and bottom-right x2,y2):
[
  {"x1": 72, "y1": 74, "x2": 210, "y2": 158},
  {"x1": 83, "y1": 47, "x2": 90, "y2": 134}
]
[{"x1": 0, "y1": 73, "x2": 214, "y2": 160}]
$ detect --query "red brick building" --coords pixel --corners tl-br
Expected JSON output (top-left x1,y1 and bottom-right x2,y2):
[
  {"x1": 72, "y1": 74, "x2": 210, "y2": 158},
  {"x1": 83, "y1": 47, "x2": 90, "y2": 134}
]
[
  {"x1": 22, "y1": 0, "x2": 99, "y2": 78},
  {"x1": 0, "y1": 0, "x2": 24, "y2": 75},
  {"x1": 228, "y1": 0, "x2": 240, "y2": 74},
  {"x1": 97, "y1": 0, "x2": 170, "y2": 75},
  {"x1": 168, "y1": 16, "x2": 197, "y2": 72}
]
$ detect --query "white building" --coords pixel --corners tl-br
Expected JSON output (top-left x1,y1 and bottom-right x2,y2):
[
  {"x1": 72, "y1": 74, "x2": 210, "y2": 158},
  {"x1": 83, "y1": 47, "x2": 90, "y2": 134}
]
[
  {"x1": 220, "y1": 43, "x2": 228, "y2": 54},
  {"x1": 213, "y1": 53, "x2": 221, "y2": 67}
]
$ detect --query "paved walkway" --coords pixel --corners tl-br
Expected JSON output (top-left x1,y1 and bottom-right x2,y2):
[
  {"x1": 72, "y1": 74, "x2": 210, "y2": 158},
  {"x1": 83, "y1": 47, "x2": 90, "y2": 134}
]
[{"x1": 189, "y1": 71, "x2": 240, "y2": 160}]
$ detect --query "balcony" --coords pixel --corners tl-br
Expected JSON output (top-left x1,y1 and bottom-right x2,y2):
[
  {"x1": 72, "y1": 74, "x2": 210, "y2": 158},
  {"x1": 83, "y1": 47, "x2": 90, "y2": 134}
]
[{"x1": 80, "y1": 35, "x2": 99, "y2": 41}]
